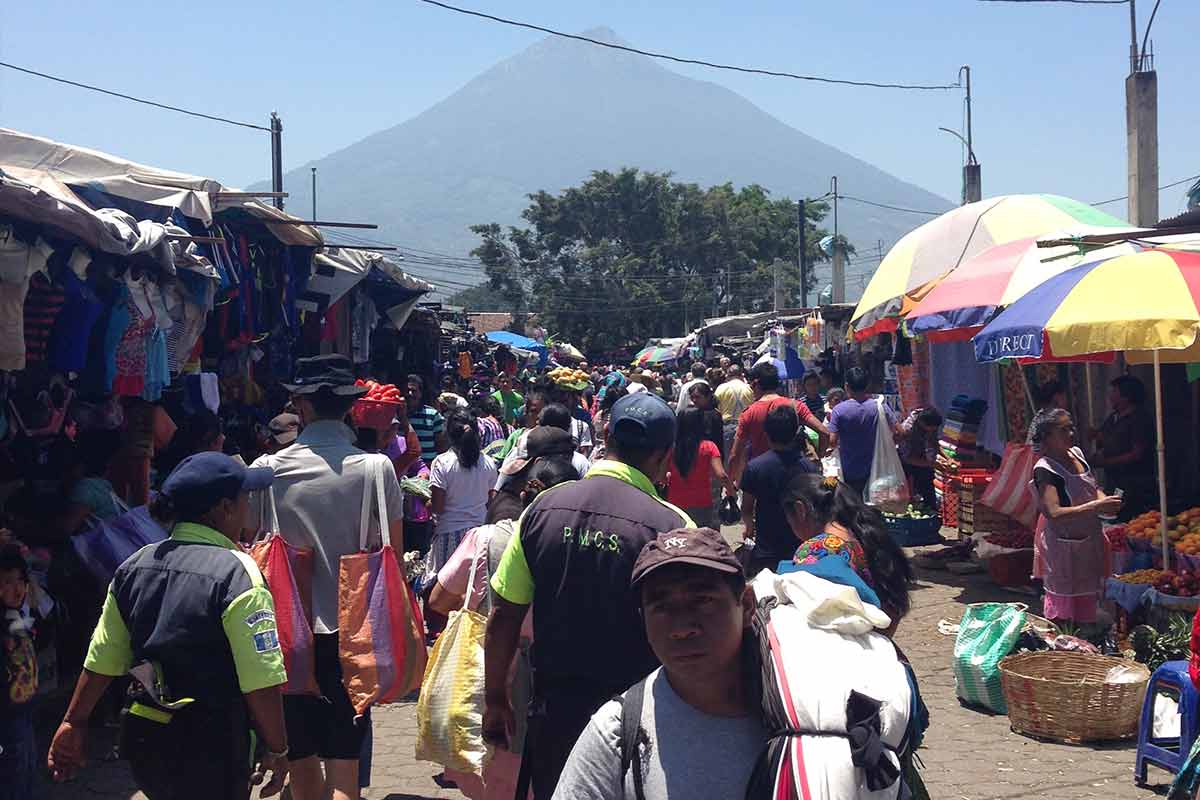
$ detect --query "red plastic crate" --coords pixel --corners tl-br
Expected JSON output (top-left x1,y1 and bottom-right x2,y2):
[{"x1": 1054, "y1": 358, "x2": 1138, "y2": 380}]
[{"x1": 941, "y1": 488, "x2": 959, "y2": 528}]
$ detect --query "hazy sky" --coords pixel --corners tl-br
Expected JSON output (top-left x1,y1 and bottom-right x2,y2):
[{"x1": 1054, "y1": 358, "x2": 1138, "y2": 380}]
[{"x1": 2, "y1": 0, "x2": 1196, "y2": 235}]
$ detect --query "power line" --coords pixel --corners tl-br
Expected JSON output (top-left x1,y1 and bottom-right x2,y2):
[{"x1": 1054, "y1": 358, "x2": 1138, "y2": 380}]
[
  {"x1": 0, "y1": 61, "x2": 271, "y2": 132},
  {"x1": 418, "y1": 0, "x2": 961, "y2": 91},
  {"x1": 1091, "y1": 173, "x2": 1200, "y2": 206},
  {"x1": 836, "y1": 195, "x2": 943, "y2": 216},
  {"x1": 976, "y1": 0, "x2": 1127, "y2": 5}
]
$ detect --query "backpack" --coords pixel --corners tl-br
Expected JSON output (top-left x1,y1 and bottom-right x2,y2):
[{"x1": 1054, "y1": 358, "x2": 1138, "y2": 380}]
[{"x1": 618, "y1": 679, "x2": 649, "y2": 800}]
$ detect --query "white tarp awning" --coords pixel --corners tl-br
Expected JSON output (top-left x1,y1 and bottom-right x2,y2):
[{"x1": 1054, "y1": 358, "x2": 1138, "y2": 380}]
[
  {"x1": 0, "y1": 128, "x2": 322, "y2": 246},
  {"x1": 0, "y1": 166, "x2": 217, "y2": 275},
  {"x1": 303, "y1": 247, "x2": 434, "y2": 326}
]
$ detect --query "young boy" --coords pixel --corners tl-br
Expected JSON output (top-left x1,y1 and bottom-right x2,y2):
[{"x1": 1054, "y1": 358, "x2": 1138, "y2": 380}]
[{"x1": 1, "y1": 543, "x2": 37, "y2": 800}]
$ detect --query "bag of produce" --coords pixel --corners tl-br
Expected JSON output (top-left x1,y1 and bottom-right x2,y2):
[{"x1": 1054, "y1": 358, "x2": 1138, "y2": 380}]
[{"x1": 953, "y1": 602, "x2": 1026, "y2": 713}]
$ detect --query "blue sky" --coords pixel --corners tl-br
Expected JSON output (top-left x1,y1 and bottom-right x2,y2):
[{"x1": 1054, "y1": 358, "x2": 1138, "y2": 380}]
[{"x1": 2, "y1": 0, "x2": 1196, "y2": 231}]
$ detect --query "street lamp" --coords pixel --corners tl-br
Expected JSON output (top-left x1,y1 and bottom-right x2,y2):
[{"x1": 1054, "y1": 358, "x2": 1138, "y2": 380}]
[{"x1": 938, "y1": 126, "x2": 981, "y2": 205}]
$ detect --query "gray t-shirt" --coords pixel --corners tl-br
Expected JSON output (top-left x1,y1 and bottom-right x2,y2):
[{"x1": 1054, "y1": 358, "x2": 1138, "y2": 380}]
[{"x1": 553, "y1": 667, "x2": 766, "y2": 800}]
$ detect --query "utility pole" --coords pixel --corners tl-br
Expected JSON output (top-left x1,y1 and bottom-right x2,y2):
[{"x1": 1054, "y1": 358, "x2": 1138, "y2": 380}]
[
  {"x1": 311, "y1": 167, "x2": 317, "y2": 220},
  {"x1": 798, "y1": 199, "x2": 809, "y2": 308},
  {"x1": 831, "y1": 177, "x2": 845, "y2": 304},
  {"x1": 1126, "y1": 0, "x2": 1159, "y2": 226},
  {"x1": 772, "y1": 259, "x2": 780, "y2": 312},
  {"x1": 269, "y1": 112, "x2": 284, "y2": 211},
  {"x1": 961, "y1": 66, "x2": 981, "y2": 203}
]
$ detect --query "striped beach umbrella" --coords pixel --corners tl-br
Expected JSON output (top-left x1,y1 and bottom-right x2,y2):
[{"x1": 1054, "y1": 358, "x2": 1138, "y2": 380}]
[
  {"x1": 974, "y1": 246, "x2": 1200, "y2": 566},
  {"x1": 851, "y1": 195, "x2": 1128, "y2": 340}
]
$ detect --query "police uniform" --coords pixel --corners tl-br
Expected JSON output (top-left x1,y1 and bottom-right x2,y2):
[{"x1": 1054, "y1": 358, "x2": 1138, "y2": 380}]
[{"x1": 83, "y1": 520, "x2": 286, "y2": 799}]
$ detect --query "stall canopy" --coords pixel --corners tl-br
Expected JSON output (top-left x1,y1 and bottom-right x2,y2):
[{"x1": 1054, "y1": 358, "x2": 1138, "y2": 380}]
[
  {"x1": 306, "y1": 247, "x2": 433, "y2": 328},
  {"x1": 487, "y1": 330, "x2": 548, "y2": 367},
  {"x1": 0, "y1": 127, "x2": 322, "y2": 247},
  {"x1": 851, "y1": 194, "x2": 1129, "y2": 340}
]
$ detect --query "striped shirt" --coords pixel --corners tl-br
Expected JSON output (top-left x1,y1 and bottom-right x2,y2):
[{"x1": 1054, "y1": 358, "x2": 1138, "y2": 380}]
[{"x1": 410, "y1": 405, "x2": 445, "y2": 464}]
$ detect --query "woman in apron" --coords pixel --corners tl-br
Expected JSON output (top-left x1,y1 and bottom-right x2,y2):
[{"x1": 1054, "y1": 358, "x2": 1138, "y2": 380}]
[{"x1": 1029, "y1": 409, "x2": 1123, "y2": 624}]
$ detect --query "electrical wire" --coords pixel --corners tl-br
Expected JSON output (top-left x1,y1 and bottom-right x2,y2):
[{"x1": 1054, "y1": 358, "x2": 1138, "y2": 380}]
[
  {"x1": 1091, "y1": 173, "x2": 1200, "y2": 207},
  {"x1": 836, "y1": 195, "x2": 943, "y2": 216},
  {"x1": 1140, "y1": 0, "x2": 1163, "y2": 64},
  {"x1": 0, "y1": 61, "x2": 271, "y2": 132},
  {"x1": 417, "y1": 0, "x2": 961, "y2": 91},
  {"x1": 976, "y1": 0, "x2": 1128, "y2": 5}
]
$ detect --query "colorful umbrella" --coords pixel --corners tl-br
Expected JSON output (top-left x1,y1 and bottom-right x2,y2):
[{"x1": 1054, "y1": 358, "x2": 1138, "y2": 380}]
[
  {"x1": 851, "y1": 194, "x2": 1128, "y2": 340},
  {"x1": 907, "y1": 238, "x2": 1137, "y2": 342},
  {"x1": 974, "y1": 246, "x2": 1200, "y2": 565},
  {"x1": 633, "y1": 343, "x2": 683, "y2": 366}
]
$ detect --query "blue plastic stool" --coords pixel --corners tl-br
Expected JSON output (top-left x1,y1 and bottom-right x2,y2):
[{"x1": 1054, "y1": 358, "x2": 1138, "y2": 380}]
[{"x1": 1135, "y1": 660, "x2": 1200, "y2": 786}]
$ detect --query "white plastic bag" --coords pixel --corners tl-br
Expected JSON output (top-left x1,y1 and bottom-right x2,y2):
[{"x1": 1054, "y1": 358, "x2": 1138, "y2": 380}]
[{"x1": 864, "y1": 400, "x2": 910, "y2": 513}]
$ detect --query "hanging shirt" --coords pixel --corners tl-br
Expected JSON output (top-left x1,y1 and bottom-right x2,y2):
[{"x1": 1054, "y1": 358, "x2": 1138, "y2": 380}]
[
  {"x1": 0, "y1": 233, "x2": 53, "y2": 372},
  {"x1": 48, "y1": 269, "x2": 103, "y2": 374},
  {"x1": 23, "y1": 271, "x2": 66, "y2": 364}
]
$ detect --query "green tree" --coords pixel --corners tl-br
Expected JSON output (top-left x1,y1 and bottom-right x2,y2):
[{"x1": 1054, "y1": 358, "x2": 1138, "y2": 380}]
[{"x1": 469, "y1": 168, "x2": 832, "y2": 352}]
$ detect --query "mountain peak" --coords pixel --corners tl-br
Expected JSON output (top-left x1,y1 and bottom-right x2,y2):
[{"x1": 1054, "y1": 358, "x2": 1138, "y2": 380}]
[
  {"x1": 264, "y1": 30, "x2": 952, "y2": 297},
  {"x1": 575, "y1": 27, "x2": 629, "y2": 47}
]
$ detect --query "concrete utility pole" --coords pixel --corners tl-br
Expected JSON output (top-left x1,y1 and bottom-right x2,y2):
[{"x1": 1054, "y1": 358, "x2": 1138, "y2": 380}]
[
  {"x1": 831, "y1": 176, "x2": 845, "y2": 304},
  {"x1": 311, "y1": 167, "x2": 317, "y2": 220},
  {"x1": 269, "y1": 112, "x2": 284, "y2": 210},
  {"x1": 938, "y1": 66, "x2": 981, "y2": 205},
  {"x1": 798, "y1": 199, "x2": 809, "y2": 308},
  {"x1": 961, "y1": 66, "x2": 981, "y2": 204},
  {"x1": 1126, "y1": 0, "x2": 1159, "y2": 226}
]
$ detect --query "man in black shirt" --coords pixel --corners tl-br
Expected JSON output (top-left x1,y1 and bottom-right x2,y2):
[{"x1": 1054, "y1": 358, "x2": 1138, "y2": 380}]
[
  {"x1": 740, "y1": 404, "x2": 819, "y2": 575},
  {"x1": 1092, "y1": 375, "x2": 1156, "y2": 519}
]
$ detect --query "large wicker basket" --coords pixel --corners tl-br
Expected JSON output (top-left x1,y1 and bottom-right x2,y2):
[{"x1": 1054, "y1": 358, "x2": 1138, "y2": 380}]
[{"x1": 998, "y1": 651, "x2": 1150, "y2": 743}]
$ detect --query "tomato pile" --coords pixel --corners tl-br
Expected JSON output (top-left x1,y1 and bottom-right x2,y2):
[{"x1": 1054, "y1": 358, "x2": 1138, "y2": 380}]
[
  {"x1": 1153, "y1": 569, "x2": 1200, "y2": 597},
  {"x1": 355, "y1": 380, "x2": 404, "y2": 404},
  {"x1": 1105, "y1": 524, "x2": 1128, "y2": 551},
  {"x1": 984, "y1": 529, "x2": 1034, "y2": 549}
]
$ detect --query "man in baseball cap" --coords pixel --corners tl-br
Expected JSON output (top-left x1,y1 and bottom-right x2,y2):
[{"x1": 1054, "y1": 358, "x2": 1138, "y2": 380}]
[
  {"x1": 555, "y1": 527, "x2": 762, "y2": 799},
  {"x1": 485, "y1": 389, "x2": 691, "y2": 798}
]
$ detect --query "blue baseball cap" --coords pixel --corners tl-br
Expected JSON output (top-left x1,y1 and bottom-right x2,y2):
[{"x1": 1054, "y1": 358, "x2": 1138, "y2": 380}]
[
  {"x1": 161, "y1": 452, "x2": 274, "y2": 514},
  {"x1": 610, "y1": 392, "x2": 676, "y2": 451}
]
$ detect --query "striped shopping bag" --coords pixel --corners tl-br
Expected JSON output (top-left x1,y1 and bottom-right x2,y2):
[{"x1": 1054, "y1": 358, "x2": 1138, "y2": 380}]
[
  {"x1": 953, "y1": 602, "x2": 1027, "y2": 713},
  {"x1": 338, "y1": 456, "x2": 428, "y2": 716},
  {"x1": 249, "y1": 488, "x2": 319, "y2": 697},
  {"x1": 980, "y1": 443, "x2": 1038, "y2": 529},
  {"x1": 250, "y1": 533, "x2": 319, "y2": 695}
]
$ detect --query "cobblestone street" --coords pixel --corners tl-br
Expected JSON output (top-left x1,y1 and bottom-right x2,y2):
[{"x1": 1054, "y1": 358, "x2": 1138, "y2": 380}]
[{"x1": 41, "y1": 542, "x2": 1171, "y2": 800}]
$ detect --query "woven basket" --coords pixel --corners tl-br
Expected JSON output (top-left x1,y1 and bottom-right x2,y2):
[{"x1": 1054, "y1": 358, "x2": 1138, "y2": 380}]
[{"x1": 998, "y1": 652, "x2": 1150, "y2": 743}]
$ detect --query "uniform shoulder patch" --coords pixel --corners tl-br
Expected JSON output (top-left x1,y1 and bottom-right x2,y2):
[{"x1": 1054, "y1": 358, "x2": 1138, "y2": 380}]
[
  {"x1": 244, "y1": 609, "x2": 276, "y2": 628},
  {"x1": 252, "y1": 630, "x2": 280, "y2": 653}
]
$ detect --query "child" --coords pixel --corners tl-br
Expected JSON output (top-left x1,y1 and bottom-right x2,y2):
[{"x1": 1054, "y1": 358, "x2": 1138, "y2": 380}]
[{"x1": 0, "y1": 543, "x2": 37, "y2": 800}]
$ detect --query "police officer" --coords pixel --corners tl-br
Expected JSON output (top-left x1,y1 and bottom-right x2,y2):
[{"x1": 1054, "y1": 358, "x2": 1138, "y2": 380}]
[{"x1": 47, "y1": 452, "x2": 290, "y2": 799}]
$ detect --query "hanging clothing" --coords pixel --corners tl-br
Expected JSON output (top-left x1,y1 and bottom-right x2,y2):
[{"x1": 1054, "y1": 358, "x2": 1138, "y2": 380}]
[
  {"x1": 1031, "y1": 447, "x2": 1106, "y2": 622},
  {"x1": 350, "y1": 288, "x2": 377, "y2": 364},
  {"x1": 112, "y1": 281, "x2": 155, "y2": 397},
  {"x1": 0, "y1": 232, "x2": 54, "y2": 371},
  {"x1": 23, "y1": 271, "x2": 66, "y2": 365},
  {"x1": 48, "y1": 269, "x2": 103, "y2": 373}
]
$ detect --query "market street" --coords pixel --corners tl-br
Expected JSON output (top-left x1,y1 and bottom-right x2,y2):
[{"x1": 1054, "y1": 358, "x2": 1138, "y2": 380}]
[{"x1": 36, "y1": 539, "x2": 1166, "y2": 800}]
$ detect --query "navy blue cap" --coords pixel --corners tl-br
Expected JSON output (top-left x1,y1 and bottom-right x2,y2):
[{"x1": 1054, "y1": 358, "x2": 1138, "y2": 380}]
[
  {"x1": 161, "y1": 452, "x2": 273, "y2": 512},
  {"x1": 610, "y1": 392, "x2": 676, "y2": 451}
]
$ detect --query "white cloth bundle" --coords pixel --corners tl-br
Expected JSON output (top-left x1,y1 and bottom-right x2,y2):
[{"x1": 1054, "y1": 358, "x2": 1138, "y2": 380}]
[{"x1": 752, "y1": 570, "x2": 912, "y2": 800}]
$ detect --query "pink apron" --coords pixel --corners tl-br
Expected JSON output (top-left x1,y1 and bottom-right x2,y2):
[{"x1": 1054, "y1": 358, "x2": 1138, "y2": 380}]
[{"x1": 1031, "y1": 447, "x2": 1106, "y2": 600}]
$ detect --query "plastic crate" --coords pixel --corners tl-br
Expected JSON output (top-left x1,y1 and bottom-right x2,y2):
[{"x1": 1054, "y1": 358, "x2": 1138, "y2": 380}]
[{"x1": 884, "y1": 515, "x2": 944, "y2": 547}]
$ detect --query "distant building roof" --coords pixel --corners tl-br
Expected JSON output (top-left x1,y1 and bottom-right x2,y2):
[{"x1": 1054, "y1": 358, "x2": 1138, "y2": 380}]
[{"x1": 468, "y1": 312, "x2": 515, "y2": 334}]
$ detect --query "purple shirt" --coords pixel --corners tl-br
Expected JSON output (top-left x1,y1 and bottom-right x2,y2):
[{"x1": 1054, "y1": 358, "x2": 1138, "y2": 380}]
[{"x1": 828, "y1": 398, "x2": 896, "y2": 481}]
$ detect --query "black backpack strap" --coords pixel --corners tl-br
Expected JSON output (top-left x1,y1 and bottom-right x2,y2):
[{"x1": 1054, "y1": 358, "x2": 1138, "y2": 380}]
[{"x1": 619, "y1": 680, "x2": 647, "y2": 800}]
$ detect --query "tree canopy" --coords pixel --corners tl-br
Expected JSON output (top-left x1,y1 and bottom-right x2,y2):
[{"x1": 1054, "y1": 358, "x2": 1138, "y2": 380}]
[{"x1": 469, "y1": 168, "x2": 835, "y2": 352}]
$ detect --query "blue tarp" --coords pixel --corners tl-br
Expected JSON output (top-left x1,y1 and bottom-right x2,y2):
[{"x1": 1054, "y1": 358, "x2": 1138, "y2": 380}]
[{"x1": 487, "y1": 330, "x2": 548, "y2": 367}]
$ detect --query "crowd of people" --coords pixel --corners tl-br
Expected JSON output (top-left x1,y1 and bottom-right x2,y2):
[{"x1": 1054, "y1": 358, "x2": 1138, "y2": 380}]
[{"x1": 0, "y1": 346, "x2": 945, "y2": 800}]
